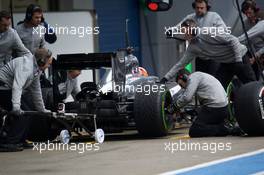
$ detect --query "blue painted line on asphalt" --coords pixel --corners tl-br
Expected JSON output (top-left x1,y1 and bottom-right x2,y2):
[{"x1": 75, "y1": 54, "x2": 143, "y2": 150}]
[
  {"x1": 161, "y1": 149, "x2": 264, "y2": 175},
  {"x1": 176, "y1": 152, "x2": 264, "y2": 175}
]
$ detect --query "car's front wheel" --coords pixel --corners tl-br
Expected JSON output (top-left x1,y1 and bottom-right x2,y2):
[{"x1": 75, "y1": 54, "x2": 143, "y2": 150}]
[{"x1": 234, "y1": 81, "x2": 264, "y2": 135}]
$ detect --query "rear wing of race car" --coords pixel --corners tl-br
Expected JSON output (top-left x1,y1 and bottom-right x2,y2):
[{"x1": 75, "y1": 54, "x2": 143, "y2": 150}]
[
  {"x1": 54, "y1": 51, "x2": 127, "y2": 83},
  {"x1": 52, "y1": 51, "x2": 127, "y2": 107},
  {"x1": 54, "y1": 53, "x2": 113, "y2": 70}
]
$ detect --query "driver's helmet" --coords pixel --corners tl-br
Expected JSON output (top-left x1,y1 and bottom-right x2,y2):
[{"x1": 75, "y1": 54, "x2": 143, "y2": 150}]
[
  {"x1": 138, "y1": 67, "x2": 148, "y2": 77},
  {"x1": 125, "y1": 54, "x2": 139, "y2": 74}
]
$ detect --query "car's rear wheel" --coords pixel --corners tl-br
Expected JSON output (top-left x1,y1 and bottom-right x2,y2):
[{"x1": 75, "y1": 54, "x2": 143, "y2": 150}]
[{"x1": 134, "y1": 84, "x2": 173, "y2": 137}]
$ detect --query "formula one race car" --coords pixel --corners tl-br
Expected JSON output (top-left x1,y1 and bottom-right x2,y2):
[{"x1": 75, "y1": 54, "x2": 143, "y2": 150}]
[
  {"x1": 23, "y1": 49, "x2": 264, "y2": 143},
  {"x1": 25, "y1": 48, "x2": 176, "y2": 142}
]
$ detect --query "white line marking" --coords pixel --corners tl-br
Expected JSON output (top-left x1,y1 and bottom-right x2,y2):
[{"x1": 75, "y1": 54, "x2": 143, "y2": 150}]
[
  {"x1": 251, "y1": 171, "x2": 264, "y2": 175},
  {"x1": 160, "y1": 149, "x2": 264, "y2": 175}
]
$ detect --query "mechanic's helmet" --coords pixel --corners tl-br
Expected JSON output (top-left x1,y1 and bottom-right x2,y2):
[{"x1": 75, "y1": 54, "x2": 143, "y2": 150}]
[{"x1": 138, "y1": 67, "x2": 148, "y2": 77}]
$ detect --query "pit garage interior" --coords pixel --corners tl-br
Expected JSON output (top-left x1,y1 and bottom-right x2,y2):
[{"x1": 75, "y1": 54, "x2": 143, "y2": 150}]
[{"x1": 1, "y1": 0, "x2": 264, "y2": 175}]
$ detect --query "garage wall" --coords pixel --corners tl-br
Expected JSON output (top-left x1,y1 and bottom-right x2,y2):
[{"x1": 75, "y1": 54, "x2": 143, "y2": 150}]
[
  {"x1": 2, "y1": 0, "x2": 264, "y2": 78},
  {"x1": 94, "y1": 0, "x2": 141, "y2": 62},
  {"x1": 0, "y1": 0, "x2": 48, "y2": 12},
  {"x1": 13, "y1": 11, "x2": 96, "y2": 88}
]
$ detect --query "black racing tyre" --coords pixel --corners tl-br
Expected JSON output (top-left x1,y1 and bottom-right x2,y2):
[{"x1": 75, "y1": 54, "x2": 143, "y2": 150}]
[
  {"x1": 134, "y1": 84, "x2": 173, "y2": 137},
  {"x1": 98, "y1": 100, "x2": 116, "y2": 109},
  {"x1": 96, "y1": 100, "x2": 118, "y2": 118},
  {"x1": 234, "y1": 81, "x2": 264, "y2": 135},
  {"x1": 97, "y1": 108, "x2": 118, "y2": 118}
]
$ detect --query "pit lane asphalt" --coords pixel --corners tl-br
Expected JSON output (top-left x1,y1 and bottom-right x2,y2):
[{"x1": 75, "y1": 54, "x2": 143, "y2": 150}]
[{"x1": 1, "y1": 127, "x2": 264, "y2": 175}]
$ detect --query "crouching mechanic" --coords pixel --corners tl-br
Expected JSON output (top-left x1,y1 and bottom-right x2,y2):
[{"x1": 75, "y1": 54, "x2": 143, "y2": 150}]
[
  {"x1": 168, "y1": 69, "x2": 234, "y2": 137},
  {"x1": 0, "y1": 48, "x2": 52, "y2": 152}
]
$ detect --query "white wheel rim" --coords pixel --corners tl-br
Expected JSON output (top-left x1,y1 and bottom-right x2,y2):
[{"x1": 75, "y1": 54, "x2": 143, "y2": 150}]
[
  {"x1": 59, "y1": 130, "x2": 70, "y2": 144},
  {"x1": 94, "y1": 129, "x2": 105, "y2": 143}
]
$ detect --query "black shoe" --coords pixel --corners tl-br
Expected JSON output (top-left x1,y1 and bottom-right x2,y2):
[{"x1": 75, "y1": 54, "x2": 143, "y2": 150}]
[
  {"x1": 229, "y1": 126, "x2": 245, "y2": 136},
  {"x1": 224, "y1": 124, "x2": 245, "y2": 136},
  {"x1": 0, "y1": 143, "x2": 23, "y2": 152}
]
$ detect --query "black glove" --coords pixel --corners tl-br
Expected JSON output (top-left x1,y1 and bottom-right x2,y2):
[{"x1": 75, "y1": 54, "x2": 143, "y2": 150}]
[
  {"x1": 165, "y1": 28, "x2": 173, "y2": 38},
  {"x1": 44, "y1": 32, "x2": 57, "y2": 44},
  {"x1": 160, "y1": 77, "x2": 168, "y2": 84},
  {"x1": 42, "y1": 20, "x2": 57, "y2": 44}
]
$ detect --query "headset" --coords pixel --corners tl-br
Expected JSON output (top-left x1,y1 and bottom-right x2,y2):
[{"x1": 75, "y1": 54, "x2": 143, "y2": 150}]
[
  {"x1": 192, "y1": 0, "x2": 211, "y2": 11},
  {"x1": 25, "y1": 4, "x2": 43, "y2": 22},
  {"x1": 181, "y1": 19, "x2": 198, "y2": 36},
  {"x1": 241, "y1": 0, "x2": 258, "y2": 13},
  {"x1": 36, "y1": 49, "x2": 52, "y2": 67},
  {"x1": 176, "y1": 69, "x2": 190, "y2": 83}
]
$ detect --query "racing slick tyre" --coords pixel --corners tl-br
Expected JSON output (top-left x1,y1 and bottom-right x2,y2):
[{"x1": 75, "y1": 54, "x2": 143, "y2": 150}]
[
  {"x1": 96, "y1": 100, "x2": 118, "y2": 118},
  {"x1": 134, "y1": 84, "x2": 173, "y2": 137},
  {"x1": 234, "y1": 81, "x2": 264, "y2": 135},
  {"x1": 98, "y1": 100, "x2": 116, "y2": 109}
]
